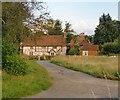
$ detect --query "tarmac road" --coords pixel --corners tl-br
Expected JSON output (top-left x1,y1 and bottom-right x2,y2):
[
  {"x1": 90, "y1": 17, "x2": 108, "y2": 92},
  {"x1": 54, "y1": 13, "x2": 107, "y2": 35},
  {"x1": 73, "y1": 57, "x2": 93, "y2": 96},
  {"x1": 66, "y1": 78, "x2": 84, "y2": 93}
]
[{"x1": 25, "y1": 61, "x2": 119, "y2": 98}]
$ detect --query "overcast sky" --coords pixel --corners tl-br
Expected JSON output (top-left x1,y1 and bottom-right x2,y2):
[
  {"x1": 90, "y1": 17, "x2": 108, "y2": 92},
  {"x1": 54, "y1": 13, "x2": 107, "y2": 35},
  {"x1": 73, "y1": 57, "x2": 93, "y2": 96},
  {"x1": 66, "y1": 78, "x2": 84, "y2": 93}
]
[{"x1": 42, "y1": 1, "x2": 118, "y2": 35}]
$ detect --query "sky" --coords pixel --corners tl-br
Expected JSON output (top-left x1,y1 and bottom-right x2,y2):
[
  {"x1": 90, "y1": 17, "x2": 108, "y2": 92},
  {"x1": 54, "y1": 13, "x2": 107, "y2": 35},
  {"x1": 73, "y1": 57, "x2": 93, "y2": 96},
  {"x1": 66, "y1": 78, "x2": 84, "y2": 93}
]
[{"x1": 43, "y1": 1, "x2": 118, "y2": 35}]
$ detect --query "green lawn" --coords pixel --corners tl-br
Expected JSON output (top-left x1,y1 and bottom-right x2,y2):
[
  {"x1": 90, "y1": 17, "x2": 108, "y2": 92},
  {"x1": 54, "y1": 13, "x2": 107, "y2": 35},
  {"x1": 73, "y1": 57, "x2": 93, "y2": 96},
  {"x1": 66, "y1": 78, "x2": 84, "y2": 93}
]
[
  {"x1": 2, "y1": 60, "x2": 52, "y2": 99},
  {"x1": 51, "y1": 56, "x2": 119, "y2": 80}
]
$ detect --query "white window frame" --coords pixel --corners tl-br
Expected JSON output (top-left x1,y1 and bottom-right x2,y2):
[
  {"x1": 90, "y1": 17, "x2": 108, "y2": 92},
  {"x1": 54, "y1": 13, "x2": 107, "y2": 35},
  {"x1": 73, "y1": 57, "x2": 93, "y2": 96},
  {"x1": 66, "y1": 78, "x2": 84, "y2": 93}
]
[{"x1": 83, "y1": 51, "x2": 88, "y2": 56}]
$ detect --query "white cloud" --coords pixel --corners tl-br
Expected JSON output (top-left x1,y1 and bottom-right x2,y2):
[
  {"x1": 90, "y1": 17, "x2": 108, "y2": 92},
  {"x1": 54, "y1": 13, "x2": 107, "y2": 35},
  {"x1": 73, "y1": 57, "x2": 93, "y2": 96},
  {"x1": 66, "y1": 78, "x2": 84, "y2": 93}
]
[{"x1": 72, "y1": 20, "x2": 97, "y2": 35}]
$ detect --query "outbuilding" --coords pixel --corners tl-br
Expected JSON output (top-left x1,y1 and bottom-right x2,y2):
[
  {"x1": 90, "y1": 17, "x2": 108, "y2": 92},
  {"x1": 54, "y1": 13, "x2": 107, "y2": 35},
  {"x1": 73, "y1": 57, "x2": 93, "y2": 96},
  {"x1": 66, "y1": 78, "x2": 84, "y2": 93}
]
[{"x1": 80, "y1": 43, "x2": 99, "y2": 56}]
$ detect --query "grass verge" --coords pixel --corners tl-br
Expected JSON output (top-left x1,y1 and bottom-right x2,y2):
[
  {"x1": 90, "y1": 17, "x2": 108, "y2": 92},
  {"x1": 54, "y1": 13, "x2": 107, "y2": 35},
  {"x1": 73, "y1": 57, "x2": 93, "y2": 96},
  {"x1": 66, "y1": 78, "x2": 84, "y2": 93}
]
[
  {"x1": 2, "y1": 60, "x2": 52, "y2": 99},
  {"x1": 51, "y1": 56, "x2": 119, "y2": 80}
]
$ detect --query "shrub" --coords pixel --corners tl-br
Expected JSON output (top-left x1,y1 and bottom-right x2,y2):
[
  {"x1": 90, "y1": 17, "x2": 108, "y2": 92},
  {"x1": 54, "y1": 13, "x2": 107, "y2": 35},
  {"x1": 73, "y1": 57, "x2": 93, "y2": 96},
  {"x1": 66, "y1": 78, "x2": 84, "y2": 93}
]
[
  {"x1": 101, "y1": 43, "x2": 120, "y2": 55},
  {"x1": 2, "y1": 40, "x2": 17, "y2": 69},
  {"x1": 2, "y1": 39, "x2": 17, "y2": 57},
  {"x1": 68, "y1": 48, "x2": 79, "y2": 55},
  {"x1": 4, "y1": 55, "x2": 28, "y2": 75}
]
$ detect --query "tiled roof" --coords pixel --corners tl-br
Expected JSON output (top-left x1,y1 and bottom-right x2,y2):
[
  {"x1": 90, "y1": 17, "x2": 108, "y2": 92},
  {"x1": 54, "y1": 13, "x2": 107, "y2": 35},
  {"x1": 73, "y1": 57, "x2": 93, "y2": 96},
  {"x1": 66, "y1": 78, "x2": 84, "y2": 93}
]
[
  {"x1": 79, "y1": 41, "x2": 88, "y2": 46},
  {"x1": 21, "y1": 35, "x2": 66, "y2": 47},
  {"x1": 80, "y1": 43, "x2": 99, "y2": 51}
]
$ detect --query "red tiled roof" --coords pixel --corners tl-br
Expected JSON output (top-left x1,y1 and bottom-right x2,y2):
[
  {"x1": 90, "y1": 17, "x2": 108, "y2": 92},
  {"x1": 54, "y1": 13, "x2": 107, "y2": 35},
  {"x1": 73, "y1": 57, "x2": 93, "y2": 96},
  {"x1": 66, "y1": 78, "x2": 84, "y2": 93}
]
[
  {"x1": 21, "y1": 35, "x2": 66, "y2": 47},
  {"x1": 80, "y1": 43, "x2": 99, "y2": 51}
]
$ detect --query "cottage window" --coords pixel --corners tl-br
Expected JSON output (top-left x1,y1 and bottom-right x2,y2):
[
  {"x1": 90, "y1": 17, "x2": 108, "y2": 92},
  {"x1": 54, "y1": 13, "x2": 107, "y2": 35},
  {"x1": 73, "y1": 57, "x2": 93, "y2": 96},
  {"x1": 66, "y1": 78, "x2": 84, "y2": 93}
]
[
  {"x1": 83, "y1": 51, "x2": 88, "y2": 56},
  {"x1": 51, "y1": 52, "x2": 54, "y2": 56}
]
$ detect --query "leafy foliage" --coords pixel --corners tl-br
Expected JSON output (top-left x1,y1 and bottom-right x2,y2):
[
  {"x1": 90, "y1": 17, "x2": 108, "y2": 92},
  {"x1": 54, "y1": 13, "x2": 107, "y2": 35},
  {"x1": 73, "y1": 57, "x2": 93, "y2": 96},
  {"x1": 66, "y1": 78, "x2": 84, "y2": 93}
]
[
  {"x1": 68, "y1": 43, "x2": 79, "y2": 55},
  {"x1": 2, "y1": 2, "x2": 49, "y2": 75},
  {"x1": 94, "y1": 13, "x2": 119, "y2": 45},
  {"x1": 64, "y1": 22, "x2": 74, "y2": 33},
  {"x1": 47, "y1": 19, "x2": 63, "y2": 35},
  {"x1": 101, "y1": 43, "x2": 120, "y2": 55},
  {"x1": 66, "y1": 33, "x2": 74, "y2": 43},
  {"x1": 5, "y1": 55, "x2": 28, "y2": 75},
  {"x1": 2, "y1": 39, "x2": 28, "y2": 75}
]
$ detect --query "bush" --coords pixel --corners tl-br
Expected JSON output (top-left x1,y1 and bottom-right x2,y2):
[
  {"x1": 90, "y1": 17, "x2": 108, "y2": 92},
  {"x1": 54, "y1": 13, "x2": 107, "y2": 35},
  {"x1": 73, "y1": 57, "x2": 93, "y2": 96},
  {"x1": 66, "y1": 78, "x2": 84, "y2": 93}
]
[
  {"x1": 68, "y1": 48, "x2": 79, "y2": 55},
  {"x1": 101, "y1": 43, "x2": 120, "y2": 55},
  {"x1": 4, "y1": 55, "x2": 28, "y2": 75},
  {"x1": 2, "y1": 39, "x2": 17, "y2": 57},
  {"x1": 2, "y1": 40, "x2": 18, "y2": 69}
]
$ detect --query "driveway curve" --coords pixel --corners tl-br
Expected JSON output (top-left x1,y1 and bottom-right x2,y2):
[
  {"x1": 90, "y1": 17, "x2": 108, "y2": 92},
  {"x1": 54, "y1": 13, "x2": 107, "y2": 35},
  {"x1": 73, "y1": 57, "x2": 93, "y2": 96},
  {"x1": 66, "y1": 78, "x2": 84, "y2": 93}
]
[{"x1": 28, "y1": 61, "x2": 118, "y2": 98}]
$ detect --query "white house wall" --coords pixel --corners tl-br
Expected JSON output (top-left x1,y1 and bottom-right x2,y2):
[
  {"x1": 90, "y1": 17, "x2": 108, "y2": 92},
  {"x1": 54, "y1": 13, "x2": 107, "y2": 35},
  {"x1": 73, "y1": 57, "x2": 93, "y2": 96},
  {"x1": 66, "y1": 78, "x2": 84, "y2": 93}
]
[{"x1": 22, "y1": 46, "x2": 65, "y2": 56}]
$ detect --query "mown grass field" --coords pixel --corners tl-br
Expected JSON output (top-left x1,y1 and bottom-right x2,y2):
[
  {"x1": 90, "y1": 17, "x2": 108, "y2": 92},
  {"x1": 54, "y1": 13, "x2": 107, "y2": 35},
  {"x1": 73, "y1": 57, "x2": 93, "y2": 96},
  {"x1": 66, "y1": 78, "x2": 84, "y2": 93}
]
[
  {"x1": 2, "y1": 60, "x2": 52, "y2": 99},
  {"x1": 51, "y1": 56, "x2": 119, "y2": 80}
]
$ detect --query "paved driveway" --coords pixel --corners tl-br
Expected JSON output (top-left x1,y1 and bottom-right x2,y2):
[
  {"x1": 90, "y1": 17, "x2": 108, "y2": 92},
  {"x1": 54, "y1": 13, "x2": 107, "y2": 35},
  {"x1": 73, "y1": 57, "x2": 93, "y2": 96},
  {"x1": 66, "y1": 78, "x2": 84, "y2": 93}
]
[{"x1": 28, "y1": 61, "x2": 118, "y2": 98}]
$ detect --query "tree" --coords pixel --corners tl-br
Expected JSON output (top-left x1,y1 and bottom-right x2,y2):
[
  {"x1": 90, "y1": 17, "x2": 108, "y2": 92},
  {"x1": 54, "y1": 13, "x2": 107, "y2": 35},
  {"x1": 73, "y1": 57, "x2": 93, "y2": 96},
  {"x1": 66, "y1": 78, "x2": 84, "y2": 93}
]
[
  {"x1": 101, "y1": 43, "x2": 120, "y2": 55},
  {"x1": 66, "y1": 33, "x2": 74, "y2": 43},
  {"x1": 64, "y1": 22, "x2": 74, "y2": 43},
  {"x1": 47, "y1": 19, "x2": 63, "y2": 35},
  {"x1": 68, "y1": 43, "x2": 79, "y2": 55},
  {"x1": 64, "y1": 22, "x2": 74, "y2": 33},
  {"x1": 94, "y1": 13, "x2": 119, "y2": 45},
  {"x1": 2, "y1": 2, "x2": 30, "y2": 54},
  {"x1": 23, "y1": 2, "x2": 50, "y2": 36},
  {"x1": 85, "y1": 35, "x2": 94, "y2": 43},
  {"x1": 2, "y1": 2, "x2": 49, "y2": 75}
]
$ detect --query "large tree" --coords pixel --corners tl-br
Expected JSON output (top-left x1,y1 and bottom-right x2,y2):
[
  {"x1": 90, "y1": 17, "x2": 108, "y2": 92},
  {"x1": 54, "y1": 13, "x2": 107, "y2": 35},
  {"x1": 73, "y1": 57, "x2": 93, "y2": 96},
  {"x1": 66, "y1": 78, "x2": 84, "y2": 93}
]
[
  {"x1": 94, "y1": 13, "x2": 119, "y2": 45},
  {"x1": 2, "y1": 2, "x2": 32, "y2": 58},
  {"x1": 2, "y1": 2, "x2": 49, "y2": 49},
  {"x1": 2, "y1": 2, "x2": 30, "y2": 44},
  {"x1": 2, "y1": 2, "x2": 50, "y2": 73},
  {"x1": 64, "y1": 22, "x2": 74, "y2": 43}
]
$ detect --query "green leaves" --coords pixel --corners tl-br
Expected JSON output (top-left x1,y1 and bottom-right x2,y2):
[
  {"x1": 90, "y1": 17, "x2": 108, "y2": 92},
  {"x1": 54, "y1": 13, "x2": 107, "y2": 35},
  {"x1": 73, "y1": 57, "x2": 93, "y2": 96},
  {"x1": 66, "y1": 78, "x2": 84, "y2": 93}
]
[
  {"x1": 94, "y1": 13, "x2": 119, "y2": 45},
  {"x1": 101, "y1": 42, "x2": 120, "y2": 55},
  {"x1": 5, "y1": 55, "x2": 28, "y2": 76},
  {"x1": 47, "y1": 19, "x2": 63, "y2": 35},
  {"x1": 68, "y1": 45, "x2": 79, "y2": 55}
]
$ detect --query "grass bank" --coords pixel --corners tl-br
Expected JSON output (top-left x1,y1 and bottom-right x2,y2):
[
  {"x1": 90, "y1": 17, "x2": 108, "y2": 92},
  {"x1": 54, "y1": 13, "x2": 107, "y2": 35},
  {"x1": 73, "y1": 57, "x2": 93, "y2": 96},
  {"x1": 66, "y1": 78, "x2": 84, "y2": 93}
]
[
  {"x1": 2, "y1": 60, "x2": 52, "y2": 99},
  {"x1": 51, "y1": 56, "x2": 119, "y2": 80}
]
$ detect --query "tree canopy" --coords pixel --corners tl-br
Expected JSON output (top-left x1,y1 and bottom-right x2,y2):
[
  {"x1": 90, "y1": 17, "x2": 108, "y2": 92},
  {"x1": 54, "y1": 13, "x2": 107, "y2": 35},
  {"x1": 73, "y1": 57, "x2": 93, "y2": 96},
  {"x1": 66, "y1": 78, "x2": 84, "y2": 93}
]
[
  {"x1": 94, "y1": 13, "x2": 119, "y2": 45},
  {"x1": 47, "y1": 19, "x2": 63, "y2": 35}
]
